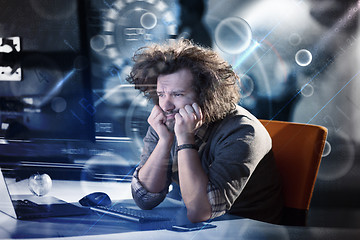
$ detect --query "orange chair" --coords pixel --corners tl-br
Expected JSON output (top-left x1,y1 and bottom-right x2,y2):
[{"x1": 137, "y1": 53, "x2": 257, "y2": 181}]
[{"x1": 259, "y1": 120, "x2": 328, "y2": 226}]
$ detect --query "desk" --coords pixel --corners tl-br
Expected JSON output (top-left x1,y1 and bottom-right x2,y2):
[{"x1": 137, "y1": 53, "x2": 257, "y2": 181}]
[{"x1": 1, "y1": 180, "x2": 360, "y2": 240}]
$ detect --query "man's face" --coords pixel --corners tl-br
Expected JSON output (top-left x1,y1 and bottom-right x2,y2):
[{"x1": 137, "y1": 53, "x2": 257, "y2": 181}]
[{"x1": 157, "y1": 68, "x2": 198, "y2": 131}]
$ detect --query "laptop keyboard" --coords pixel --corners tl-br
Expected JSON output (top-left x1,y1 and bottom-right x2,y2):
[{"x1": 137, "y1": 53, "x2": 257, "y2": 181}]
[
  {"x1": 13, "y1": 199, "x2": 91, "y2": 219},
  {"x1": 93, "y1": 205, "x2": 170, "y2": 223},
  {"x1": 14, "y1": 199, "x2": 48, "y2": 211},
  {"x1": 14, "y1": 199, "x2": 170, "y2": 222},
  {"x1": 16, "y1": 199, "x2": 39, "y2": 207}
]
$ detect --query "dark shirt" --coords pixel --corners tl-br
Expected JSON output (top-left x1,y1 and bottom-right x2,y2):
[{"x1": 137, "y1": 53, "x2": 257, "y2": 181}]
[{"x1": 131, "y1": 105, "x2": 284, "y2": 224}]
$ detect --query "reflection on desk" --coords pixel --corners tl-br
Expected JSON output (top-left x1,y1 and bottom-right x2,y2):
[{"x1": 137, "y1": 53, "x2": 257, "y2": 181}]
[{"x1": 1, "y1": 180, "x2": 360, "y2": 240}]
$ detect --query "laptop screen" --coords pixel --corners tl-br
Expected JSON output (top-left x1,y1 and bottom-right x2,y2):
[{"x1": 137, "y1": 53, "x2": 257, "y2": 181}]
[{"x1": 0, "y1": 169, "x2": 17, "y2": 218}]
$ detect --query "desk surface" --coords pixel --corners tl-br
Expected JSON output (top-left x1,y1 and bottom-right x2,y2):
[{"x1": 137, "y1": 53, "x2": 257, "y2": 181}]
[{"x1": 1, "y1": 179, "x2": 360, "y2": 240}]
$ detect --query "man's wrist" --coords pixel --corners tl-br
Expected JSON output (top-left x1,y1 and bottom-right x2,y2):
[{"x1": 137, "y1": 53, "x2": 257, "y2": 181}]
[
  {"x1": 158, "y1": 138, "x2": 174, "y2": 149},
  {"x1": 176, "y1": 133, "x2": 195, "y2": 145},
  {"x1": 176, "y1": 144, "x2": 198, "y2": 152}
]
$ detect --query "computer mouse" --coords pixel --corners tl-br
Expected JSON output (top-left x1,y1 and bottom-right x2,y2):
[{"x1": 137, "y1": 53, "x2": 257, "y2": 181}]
[{"x1": 79, "y1": 192, "x2": 111, "y2": 207}]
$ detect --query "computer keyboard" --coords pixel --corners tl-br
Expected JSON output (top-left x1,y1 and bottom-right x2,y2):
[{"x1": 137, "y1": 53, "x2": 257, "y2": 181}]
[
  {"x1": 92, "y1": 205, "x2": 170, "y2": 223},
  {"x1": 15, "y1": 199, "x2": 39, "y2": 207}
]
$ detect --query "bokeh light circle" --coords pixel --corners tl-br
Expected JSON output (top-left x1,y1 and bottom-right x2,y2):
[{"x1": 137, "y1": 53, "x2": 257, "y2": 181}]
[
  {"x1": 317, "y1": 130, "x2": 355, "y2": 181},
  {"x1": 90, "y1": 35, "x2": 106, "y2": 52},
  {"x1": 289, "y1": 33, "x2": 301, "y2": 46},
  {"x1": 140, "y1": 12, "x2": 157, "y2": 29},
  {"x1": 51, "y1": 97, "x2": 67, "y2": 113},
  {"x1": 215, "y1": 17, "x2": 252, "y2": 54},
  {"x1": 238, "y1": 74, "x2": 255, "y2": 98},
  {"x1": 322, "y1": 140, "x2": 331, "y2": 157},
  {"x1": 300, "y1": 83, "x2": 314, "y2": 97},
  {"x1": 295, "y1": 49, "x2": 312, "y2": 67}
]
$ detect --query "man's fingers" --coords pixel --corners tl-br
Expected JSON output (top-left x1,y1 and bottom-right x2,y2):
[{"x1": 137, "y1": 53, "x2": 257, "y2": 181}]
[
  {"x1": 192, "y1": 103, "x2": 202, "y2": 120},
  {"x1": 178, "y1": 104, "x2": 203, "y2": 122},
  {"x1": 184, "y1": 105, "x2": 195, "y2": 118},
  {"x1": 178, "y1": 108, "x2": 187, "y2": 118},
  {"x1": 178, "y1": 106, "x2": 197, "y2": 123},
  {"x1": 148, "y1": 105, "x2": 166, "y2": 124}
]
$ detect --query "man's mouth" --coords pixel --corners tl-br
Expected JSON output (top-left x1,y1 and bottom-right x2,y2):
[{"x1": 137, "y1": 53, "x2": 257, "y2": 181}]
[
  {"x1": 165, "y1": 113, "x2": 176, "y2": 120},
  {"x1": 164, "y1": 110, "x2": 178, "y2": 120}
]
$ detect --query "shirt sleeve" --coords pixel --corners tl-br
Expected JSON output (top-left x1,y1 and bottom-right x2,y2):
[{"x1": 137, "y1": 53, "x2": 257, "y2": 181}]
[
  {"x1": 131, "y1": 166, "x2": 169, "y2": 210},
  {"x1": 205, "y1": 115, "x2": 272, "y2": 210},
  {"x1": 130, "y1": 126, "x2": 171, "y2": 210},
  {"x1": 207, "y1": 182, "x2": 227, "y2": 219}
]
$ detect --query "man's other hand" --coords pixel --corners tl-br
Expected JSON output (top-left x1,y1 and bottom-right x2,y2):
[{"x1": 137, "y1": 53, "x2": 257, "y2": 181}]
[
  {"x1": 148, "y1": 105, "x2": 174, "y2": 141},
  {"x1": 174, "y1": 103, "x2": 203, "y2": 144}
]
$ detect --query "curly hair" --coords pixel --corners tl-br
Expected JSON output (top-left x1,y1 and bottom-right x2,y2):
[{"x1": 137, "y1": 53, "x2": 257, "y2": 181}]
[{"x1": 126, "y1": 39, "x2": 240, "y2": 124}]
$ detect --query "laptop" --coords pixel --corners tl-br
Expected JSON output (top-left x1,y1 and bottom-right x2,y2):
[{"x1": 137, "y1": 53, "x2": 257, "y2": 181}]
[{"x1": 0, "y1": 168, "x2": 90, "y2": 219}]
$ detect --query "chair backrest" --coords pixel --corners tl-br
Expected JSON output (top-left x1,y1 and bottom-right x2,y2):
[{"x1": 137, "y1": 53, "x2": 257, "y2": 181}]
[{"x1": 259, "y1": 120, "x2": 328, "y2": 225}]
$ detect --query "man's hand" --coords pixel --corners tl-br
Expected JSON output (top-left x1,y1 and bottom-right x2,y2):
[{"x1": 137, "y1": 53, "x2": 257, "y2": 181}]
[
  {"x1": 138, "y1": 105, "x2": 174, "y2": 194},
  {"x1": 174, "y1": 103, "x2": 211, "y2": 222},
  {"x1": 174, "y1": 103, "x2": 203, "y2": 144},
  {"x1": 147, "y1": 105, "x2": 174, "y2": 142}
]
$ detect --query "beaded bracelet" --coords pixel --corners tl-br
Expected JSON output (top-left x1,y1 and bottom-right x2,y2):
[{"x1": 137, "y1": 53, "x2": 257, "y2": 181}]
[{"x1": 176, "y1": 144, "x2": 198, "y2": 152}]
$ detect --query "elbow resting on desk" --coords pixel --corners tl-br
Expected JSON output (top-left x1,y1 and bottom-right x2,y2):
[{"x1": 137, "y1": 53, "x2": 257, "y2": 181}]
[{"x1": 186, "y1": 204, "x2": 212, "y2": 223}]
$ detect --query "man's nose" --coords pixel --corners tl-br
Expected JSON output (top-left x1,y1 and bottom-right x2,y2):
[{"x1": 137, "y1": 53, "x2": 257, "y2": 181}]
[{"x1": 162, "y1": 96, "x2": 175, "y2": 112}]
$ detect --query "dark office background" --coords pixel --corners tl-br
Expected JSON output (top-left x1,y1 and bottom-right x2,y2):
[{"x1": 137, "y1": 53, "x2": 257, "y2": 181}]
[{"x1": 1, "y1": 0, "x2": 360, "y2": 229}]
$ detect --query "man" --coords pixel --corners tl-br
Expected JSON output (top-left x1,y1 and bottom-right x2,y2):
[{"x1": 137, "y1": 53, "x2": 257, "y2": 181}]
[{"x1": 126, "y1": 39, "x2": 283, "y2": 224}]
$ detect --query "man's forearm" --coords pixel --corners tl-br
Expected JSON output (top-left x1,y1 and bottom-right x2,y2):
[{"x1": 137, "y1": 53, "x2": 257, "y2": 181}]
[
  {"x1": 177, "y1": 148, "x2": 212, "y2": 223},
  {"x1": 138, "y1": 139, "x2": 172, "y2": 193}
]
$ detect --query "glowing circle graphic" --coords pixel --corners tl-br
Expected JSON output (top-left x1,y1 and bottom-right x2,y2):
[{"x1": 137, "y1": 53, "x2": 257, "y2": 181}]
[
  {"x1": 300, "y1": 83, "x2": 314, "y2": 97},
  {"x1": 140, "y1": 12, "x2": 157, "y2": 29},
  {"x1": 317, "y1": 130, "x2": 355, "y2": 181},
  {"x1": 90, "y1": 35, "x2": 106, "y2": 52},
  {"x1": 215, "y1": 17, "x2": 252, "y2": 54},
  {"x1": 51, "y1": 97, "x2": 67, "y2": 113},
  {"x1": 289, "y1": 33, "x2": 301, "y2": 46},
  {"x1": 295, "y1": 49, "x2": 312, "y2": 66},
  {"x1": 238, "y1": 74, "x2": 255, "y2": 98},
  {"x1": 322, "y1": 140, "x2": 331, "y2": 157}
]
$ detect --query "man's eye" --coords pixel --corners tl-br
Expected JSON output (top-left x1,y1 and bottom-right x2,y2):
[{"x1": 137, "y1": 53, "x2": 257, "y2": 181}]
[
  {"x1": 174, "y1": 93, "x2": 183, "y2": 97},
  {"x1": 157, "y1": 93, "x2": 164, "y2": 97}
]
